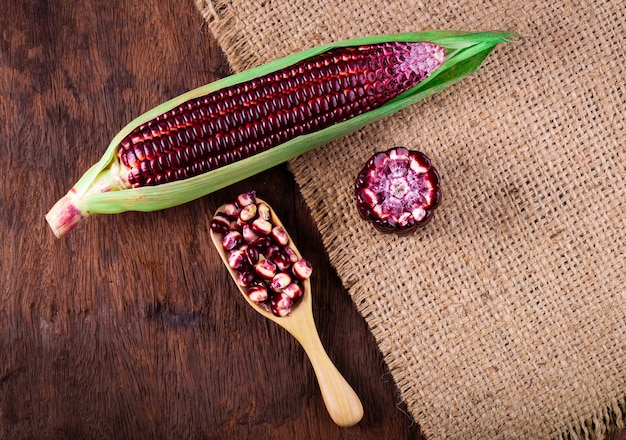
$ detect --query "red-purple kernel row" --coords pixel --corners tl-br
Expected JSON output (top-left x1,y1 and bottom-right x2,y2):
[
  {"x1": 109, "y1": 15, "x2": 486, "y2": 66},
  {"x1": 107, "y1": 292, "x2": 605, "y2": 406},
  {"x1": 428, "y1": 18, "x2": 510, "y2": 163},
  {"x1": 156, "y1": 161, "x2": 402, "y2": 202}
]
[
  {"x1": 117, "y1": 42, "x2": 445, "y2": 187},
  {"x1": 211, "y1": 192, "x2": 312, "y2": 317}
]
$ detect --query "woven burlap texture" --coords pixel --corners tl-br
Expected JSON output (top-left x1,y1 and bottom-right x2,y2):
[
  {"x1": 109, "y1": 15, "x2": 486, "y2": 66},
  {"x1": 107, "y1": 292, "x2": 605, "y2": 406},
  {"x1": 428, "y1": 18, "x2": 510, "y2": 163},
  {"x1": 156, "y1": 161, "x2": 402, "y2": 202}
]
[{"x1": 195, "y1": 1, "x2": 625, "y2": 438}]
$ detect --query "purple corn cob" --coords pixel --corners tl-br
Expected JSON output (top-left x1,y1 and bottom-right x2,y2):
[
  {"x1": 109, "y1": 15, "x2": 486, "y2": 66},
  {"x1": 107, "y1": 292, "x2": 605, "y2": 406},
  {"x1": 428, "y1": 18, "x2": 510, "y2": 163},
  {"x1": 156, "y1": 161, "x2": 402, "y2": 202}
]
[{"x1": 117, "y1": 42, "x2": 445, "y2": 187}]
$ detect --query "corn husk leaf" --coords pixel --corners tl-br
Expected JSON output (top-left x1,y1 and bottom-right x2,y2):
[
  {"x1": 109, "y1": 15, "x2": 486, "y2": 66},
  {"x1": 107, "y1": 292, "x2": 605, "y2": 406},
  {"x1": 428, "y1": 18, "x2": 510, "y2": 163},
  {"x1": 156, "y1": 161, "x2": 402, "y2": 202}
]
[{"x1": 46, "y1": 30, "x2": 516, "y2": 237}]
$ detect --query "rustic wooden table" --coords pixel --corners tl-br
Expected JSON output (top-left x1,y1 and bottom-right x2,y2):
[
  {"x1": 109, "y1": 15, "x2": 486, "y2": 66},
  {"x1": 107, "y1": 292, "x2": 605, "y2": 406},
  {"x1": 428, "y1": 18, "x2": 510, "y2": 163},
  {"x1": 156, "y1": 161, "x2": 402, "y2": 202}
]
[{"x1": 1, "y1": 1, "x2": 624, "y2": 439}]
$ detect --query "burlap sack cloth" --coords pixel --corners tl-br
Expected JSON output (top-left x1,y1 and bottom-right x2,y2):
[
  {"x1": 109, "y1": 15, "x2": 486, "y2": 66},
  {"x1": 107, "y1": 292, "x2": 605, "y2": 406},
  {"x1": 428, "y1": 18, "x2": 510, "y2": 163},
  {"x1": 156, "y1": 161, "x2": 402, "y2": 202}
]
[{"x1": 194, "y1": 1, "x2": 625, "y2": 438}]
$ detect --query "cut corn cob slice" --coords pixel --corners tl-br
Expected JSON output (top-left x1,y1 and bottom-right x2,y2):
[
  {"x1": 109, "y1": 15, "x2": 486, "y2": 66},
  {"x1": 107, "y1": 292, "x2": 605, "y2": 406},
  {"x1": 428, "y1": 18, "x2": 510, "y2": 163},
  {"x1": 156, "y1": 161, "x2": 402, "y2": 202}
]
[{"x1": 46, "y1": 30, "x2": 516, "y2": 237}]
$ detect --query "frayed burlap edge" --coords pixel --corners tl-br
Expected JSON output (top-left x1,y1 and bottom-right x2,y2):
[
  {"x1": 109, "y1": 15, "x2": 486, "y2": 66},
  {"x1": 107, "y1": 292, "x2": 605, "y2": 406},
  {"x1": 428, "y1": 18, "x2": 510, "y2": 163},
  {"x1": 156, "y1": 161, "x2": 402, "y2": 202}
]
[
  {"x1": 556, "y1": 396, "x2": 625, "y2": 440},
  {"x1": 195, "y1": 0, "x2": 261, "y2": 77}
]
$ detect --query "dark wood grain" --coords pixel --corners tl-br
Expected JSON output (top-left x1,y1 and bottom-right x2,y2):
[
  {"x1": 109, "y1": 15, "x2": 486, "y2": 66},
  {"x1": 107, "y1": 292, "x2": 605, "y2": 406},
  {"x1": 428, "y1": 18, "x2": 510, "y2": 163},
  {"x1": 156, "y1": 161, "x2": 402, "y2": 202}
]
[
  {"x1": 1, "y1": 1, "x2": 624, "y2": 439},
  {"x1": 0, "y1": 1, "x2": 422, "y2": 438}
]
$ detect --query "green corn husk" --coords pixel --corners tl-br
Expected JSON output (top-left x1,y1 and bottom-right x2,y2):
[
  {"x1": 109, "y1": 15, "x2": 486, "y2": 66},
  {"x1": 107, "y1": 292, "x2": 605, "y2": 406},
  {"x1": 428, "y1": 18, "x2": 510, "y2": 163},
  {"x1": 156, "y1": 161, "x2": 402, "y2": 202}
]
[{"x1": 45, "y1": 30, "x2": 516, "y2": 237}]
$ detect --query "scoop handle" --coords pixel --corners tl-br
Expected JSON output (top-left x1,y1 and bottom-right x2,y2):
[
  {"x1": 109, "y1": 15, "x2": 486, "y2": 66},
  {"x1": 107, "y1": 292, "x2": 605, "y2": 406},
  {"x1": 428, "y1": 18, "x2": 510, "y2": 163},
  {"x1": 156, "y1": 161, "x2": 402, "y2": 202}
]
[{"x1": 294, "y1": 324, "x2": 364, "y2": 427}]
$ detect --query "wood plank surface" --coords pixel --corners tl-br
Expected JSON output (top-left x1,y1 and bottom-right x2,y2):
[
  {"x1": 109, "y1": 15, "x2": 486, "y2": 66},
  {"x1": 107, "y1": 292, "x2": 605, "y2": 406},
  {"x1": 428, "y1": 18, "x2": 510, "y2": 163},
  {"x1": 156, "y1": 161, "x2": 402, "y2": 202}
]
[
  {"x1": 0, "y1": 1, "x2": 421, "y2": 438},
  {"x1": 0, "y1": 1, "x2": 624, "y2": 439}
]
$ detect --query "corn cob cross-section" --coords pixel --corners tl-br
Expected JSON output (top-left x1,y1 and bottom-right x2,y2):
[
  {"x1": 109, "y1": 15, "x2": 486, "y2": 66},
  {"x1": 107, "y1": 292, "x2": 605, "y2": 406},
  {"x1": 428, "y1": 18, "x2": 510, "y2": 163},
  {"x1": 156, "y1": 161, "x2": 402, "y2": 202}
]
[{"x1": 46, "y1": 31, "x2": 515, "y2": 237}]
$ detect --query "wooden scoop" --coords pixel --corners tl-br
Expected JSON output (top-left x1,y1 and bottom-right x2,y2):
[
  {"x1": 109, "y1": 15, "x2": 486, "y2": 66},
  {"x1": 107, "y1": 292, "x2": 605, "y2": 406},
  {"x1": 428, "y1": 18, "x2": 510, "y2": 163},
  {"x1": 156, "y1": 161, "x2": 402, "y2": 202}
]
[{"x1": 210, "y1": 198, "x2": 363, "y2": 427}]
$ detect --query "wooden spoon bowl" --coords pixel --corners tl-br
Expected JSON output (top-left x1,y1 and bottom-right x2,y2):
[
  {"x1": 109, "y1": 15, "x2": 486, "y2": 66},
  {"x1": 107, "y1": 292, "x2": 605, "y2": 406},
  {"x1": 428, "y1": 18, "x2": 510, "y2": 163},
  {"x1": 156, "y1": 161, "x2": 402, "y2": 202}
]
[{"x1": 210, "y1": 198, "x2": 363, "y2": 427}]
